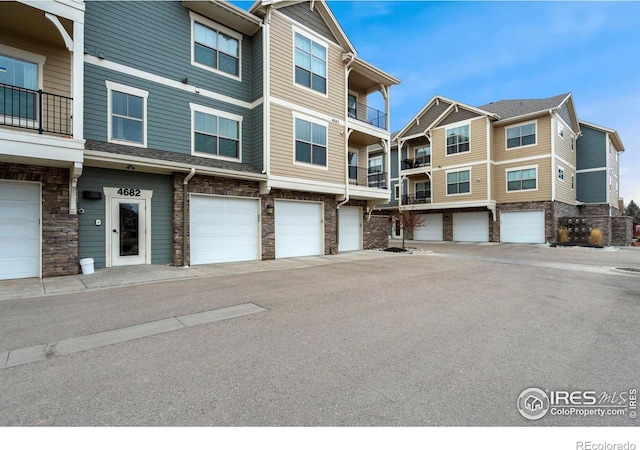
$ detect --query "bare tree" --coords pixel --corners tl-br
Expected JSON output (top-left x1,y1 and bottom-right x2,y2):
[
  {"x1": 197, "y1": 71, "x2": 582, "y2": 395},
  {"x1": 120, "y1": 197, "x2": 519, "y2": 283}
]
[{"x1": 393, "y1": 209, "x2": 426, "y2": 248}]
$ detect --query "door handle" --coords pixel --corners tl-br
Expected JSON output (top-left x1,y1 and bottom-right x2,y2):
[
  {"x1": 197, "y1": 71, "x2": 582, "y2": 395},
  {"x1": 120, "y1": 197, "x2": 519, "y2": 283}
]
[{"x1": 112, "y1": 229, "x2": 118, "y2": 233}]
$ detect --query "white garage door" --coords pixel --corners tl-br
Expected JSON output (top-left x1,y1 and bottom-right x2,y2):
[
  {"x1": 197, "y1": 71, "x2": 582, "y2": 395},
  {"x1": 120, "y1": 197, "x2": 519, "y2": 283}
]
[
  {"x1": 453, "y1": 211, "x2": 489, "y2": 242},
  {"x1": 275, "y1": 200, "x2": 322, "y2": 258},
  {"x1": 414, "y1": 213, "x2": 443, "y2": 241},
  {"x1": 501, "y1": 210, "x2": 545, "y2": 243},
  {"x1": 0, "y1": 181, "x2": 40, "y2": 280},
  {"x1": 338, "y1": 206, "x2": 361, "y2": 252},
  {"x1": 190, "y1": 195, "x2": 259, "y2": 265}
]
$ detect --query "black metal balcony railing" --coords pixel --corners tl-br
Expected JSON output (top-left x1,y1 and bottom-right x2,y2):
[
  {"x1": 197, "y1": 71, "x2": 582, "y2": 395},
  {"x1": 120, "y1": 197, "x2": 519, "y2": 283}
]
[
  {"x1": 1, "y1": 83, "x2": 73, "y2": 136},
  {"x1": 367, "y1": 170, "x2": 387, "y2": 189},
  {"x1": 401, "y1": 155, "x2": 431, "y2": 170},
  {"x1": 347, "y1": 165, "x2": 387, "y2": 189},
  {"x1": 402, "y1": 194, "x2": 431, "y2": 204},
  {"x1": 348, "y1": 101, "x2": 387, "y2": 129}
]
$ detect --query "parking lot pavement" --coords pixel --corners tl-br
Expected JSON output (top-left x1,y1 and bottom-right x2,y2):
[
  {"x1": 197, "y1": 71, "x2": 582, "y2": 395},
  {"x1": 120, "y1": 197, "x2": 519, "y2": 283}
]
[{"x1": 0, "y1": 243, "x2": 639, "y2": 426}]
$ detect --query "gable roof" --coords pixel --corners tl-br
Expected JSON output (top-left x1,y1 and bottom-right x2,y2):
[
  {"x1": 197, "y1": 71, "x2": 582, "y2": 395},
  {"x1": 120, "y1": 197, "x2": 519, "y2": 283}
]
[
  {"x1": 579, "y1": 120, "x2": 625, "y2": 152},
  {"x1": 250, "y1": 0, "x2": 356, "y2": 53},
  {"x1": 394, "y1": 95, "x2": 498, "y2": 142}
]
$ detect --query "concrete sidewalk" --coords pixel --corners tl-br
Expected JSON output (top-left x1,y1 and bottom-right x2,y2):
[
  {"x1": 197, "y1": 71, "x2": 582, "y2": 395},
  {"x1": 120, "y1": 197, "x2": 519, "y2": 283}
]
[{"x1": 0, "y1": 250, "x2": 406, "y2": 302}]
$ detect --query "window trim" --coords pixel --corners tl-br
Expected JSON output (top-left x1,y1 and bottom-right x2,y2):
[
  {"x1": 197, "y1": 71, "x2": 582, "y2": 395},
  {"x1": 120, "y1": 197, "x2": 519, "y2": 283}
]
[
  {"x1": 557, "y1": 121, "x2": 565, "y2": 139},
  {"x1": 0, "y1": 44, "x2": 46, "y2": 128},
  {"x1": 189, "y1": 103, "x2": 243, "y2": 162},
  {"x1": 292, "y1": 27, "x2": 329, "y2": 98},
  {"x1": 189, "y1": 11, "x2": 242, "y2": 81},
  {"x1": 505, "y1": 165, "x2": 538, "y2": 193},
  {"x1": 292, "y1": 112, "x2": 329, "y2": 170},
  {"x1": 414, "y1": 179, "x2": 431, "y2": 200},
  {"x1": 394, "y1": 184, "x2": 400, "y2": 200},
  {"x1": 445, "y1": 167, "x2": 472, "y2": 197},
  {"x1": 558, "y1": 166, "x2": 565, "y2": 182},
  {"x1": 445, "y1": 122, "x2": 471, "y2": 157},
  {"x1": 106, "y1": 80, "x2": 148, "y2": 148},
  {"x1": 571, "y1": 174, "x2": 575, "y2": 190},
  {"x1": 505, "y1": 120, "x2": 538, "y2": 150}
]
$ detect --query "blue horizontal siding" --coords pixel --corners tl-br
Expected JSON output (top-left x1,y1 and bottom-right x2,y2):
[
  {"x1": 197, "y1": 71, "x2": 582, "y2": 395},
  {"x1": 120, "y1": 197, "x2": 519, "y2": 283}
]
[
  {"x1": 84, "y1": 1, "x2": 254, "y2": 103},
  {"x1": 84, "y1": 64, "x2": 257, "y2": 166},
  {"x1": 576, "y1": 170, "x2": 606, "y2": 203},
  {"x1": 78, "y1": 167, "x2": 173, "y2": 268},
  {"x1": 577, "y1": 125, "x2": 606, "y2": 170}
]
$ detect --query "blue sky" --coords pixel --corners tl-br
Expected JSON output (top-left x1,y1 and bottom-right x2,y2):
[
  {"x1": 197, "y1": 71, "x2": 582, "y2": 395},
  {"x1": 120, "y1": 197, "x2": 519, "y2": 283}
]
[{"x1": 234, "y1": 1, "x2": 640, "y2": 206}]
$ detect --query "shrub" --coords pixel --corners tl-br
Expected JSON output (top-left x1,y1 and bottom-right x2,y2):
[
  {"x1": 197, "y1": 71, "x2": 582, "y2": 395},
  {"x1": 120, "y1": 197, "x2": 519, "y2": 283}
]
[
  {"x1": 558, "y1": 227, "x2": 569, "y2": 243},
  {"x1": 590, "y1": 228, "x2": 603, "y2": 246}
]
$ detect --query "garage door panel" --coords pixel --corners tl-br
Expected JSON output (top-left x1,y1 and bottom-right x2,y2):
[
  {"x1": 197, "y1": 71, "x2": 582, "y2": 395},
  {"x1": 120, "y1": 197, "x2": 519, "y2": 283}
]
[
  {"x1": 453, "y1": 212, "x2": 489, "y2": 242},
  {"x1": 190, "y1": 196, "x2": 259, "y2": 265},
  {"x1": 501, "y1": 210, "x2": 545, "y2": 243},
  {"x1": 414, "y1": 213, "x2": 443, "y2": 241},
  {"x1": 275, "y1": 200, "x2": 323, "y2": 258},
  {"x1": 339, "y1": 207, "x2": 361, "y2": 252},
  {"x1": 0, "y1": 182, "x2": 40, "y2": 279}
]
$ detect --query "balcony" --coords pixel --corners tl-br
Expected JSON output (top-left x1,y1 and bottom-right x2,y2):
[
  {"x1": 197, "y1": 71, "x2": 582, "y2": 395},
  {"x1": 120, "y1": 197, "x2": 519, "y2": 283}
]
[
  {"x1": 348, "y1": 101, "x2": 387, "y2": 130},
  {"x1": 348, "y1": 164, "x2": 388, "y2": 190},
  {"x1": 402, "y1": 194, "x2": 431, "y2": 205},
  {"x1": 401, "y1": 155, "x2": 431, "y2": 170},
  {"x1": 1, "y1": 83, "x2": 73, "y2": 136}
]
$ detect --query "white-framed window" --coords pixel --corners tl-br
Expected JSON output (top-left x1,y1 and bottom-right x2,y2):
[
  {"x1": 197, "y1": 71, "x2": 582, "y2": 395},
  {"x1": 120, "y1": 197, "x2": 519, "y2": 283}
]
[
  {"x1": 294, "y1": 114, "x2": 327, "y2": 168},
  {"x1": 347, "y1": 92, "x2": 358, "y2": 118},
  {"x1": 394, "y1": 184, "x2": 400, "y2": 200},
  {"x1": 415, "y1": 146, "x2": 431, "y2": 165},
  {"x1": 506, "y1": 121, "x2": 536, "y2": 149},
  {"x1": 415, "y1": 180, "x2": 431, "y2": 200},
  {"x1": 616, "y1": 181, "x2": 619, "y2": 192},
  {"x1": 0, "y1": 44, "x2": 45, "y2": 123},
  {"x1": 571, "y1": 174, "x2": 575, "y2": 190},
  {"x1": 507, "y1": 167, "x2": 537, "y2": 192},
  {"x1": 446, "y1": 168, "x2": 471, "y2": 195},
  {"x1": 558, "y1": 166, "x2": 565, "y2": 181},
  {"x1": 557, "y1": 121, "x2": 564, "y2": 138},
  {"x1": 190, "y1": 12, "x2": 241, "y2": 79},
  {"x1": 571, "y1": 136, "x2": 575, "y2": 151},
  {"x1": 446, "y1": 124, "x2": 470, "y2": 155},
  {"x1": 190, "y1": 103, "x2": 242, "y2": 161},
  {"x1": 294, "y1": 30, "x2": 327, "y2": 95},
  {"x1": 106, "y1": 81, "x2": 148, "y2": 147}
]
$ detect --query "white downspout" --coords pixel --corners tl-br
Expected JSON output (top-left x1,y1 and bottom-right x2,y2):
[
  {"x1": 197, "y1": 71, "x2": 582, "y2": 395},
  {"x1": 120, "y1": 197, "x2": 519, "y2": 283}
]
[
  {"x1": 338, "y1": 52, "x2": 355, "y2": 209},
  {"x1": 261, "y1": 8, "x2": 272, "y2": 193},
  {"x1": 183, "y1": 168, "x2": 196, "y2": 267}
]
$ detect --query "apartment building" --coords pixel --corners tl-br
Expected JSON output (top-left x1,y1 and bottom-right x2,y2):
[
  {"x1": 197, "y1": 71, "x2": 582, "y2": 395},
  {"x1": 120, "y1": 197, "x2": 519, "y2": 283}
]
[
  {"x1": 0, "y1": 0, "x2": 398, "y2": 280},
  {"x1": 0, "y1": 0, "x2": 85, "y2": 280},
  {"x1": 576, "y1": 120, "x2": 625, "y2": 215},
  {"x1": 385, "y1": 93, "x2": 589, "y2": 243}
]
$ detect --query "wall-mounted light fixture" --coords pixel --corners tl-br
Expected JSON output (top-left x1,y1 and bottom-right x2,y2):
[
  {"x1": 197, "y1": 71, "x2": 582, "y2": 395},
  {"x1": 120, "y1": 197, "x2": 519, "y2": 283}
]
[
  {"x1": 126, "y1": 165, "x2": 136, "y2": 171},
  {"x1": 265, "y1": 204, "x2": 274, "y2": 214}
]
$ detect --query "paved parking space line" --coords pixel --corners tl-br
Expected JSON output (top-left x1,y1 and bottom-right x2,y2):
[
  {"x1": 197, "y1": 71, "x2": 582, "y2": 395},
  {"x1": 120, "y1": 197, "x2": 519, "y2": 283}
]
[{"x1": 1, "y1": 303, "x2": 266, "y2": 369}]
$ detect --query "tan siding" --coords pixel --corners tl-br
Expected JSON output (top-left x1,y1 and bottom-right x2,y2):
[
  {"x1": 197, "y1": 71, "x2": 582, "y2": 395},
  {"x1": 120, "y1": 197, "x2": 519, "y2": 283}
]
[
  {"x1": 494, "y1": 158, "x2": 552, "y2": 203},
  {"x1": 431, "y1": 117, "x2": 488, "y2": 167},
  {"x1": 432, "y1": 163, "x2": 487, "y2": 204},
  {"x1": 269, "y1": 103, "x2": 344, "y2": 184},
  {"x1": 553, "y1": 116, "x2": 577, "y2": 205},
  {"x1": 0, "y1": 35, "x2": 71, "y2": 97},
  {"x1": 493, "y1": 116, "x2": 552, "y2": 162},
  {"x1": 269, "y1": 13, "x2": 344, "y2": 120}
]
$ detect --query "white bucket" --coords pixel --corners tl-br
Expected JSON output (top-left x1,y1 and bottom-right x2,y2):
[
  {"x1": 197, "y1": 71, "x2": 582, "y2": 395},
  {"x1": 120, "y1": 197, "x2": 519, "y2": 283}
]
[{"x1": 79, "y1": 258, "x2": 95, "y2": 275}]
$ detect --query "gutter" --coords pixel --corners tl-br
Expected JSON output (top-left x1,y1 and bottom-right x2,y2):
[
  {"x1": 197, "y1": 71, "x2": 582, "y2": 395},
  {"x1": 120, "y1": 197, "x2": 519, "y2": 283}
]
[{"x1": 183, "y1": 168, "x2": 196, "y2": 268}]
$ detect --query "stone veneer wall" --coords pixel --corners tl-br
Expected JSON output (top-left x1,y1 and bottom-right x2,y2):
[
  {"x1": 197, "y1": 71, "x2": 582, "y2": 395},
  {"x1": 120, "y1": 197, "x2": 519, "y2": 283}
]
[
  {"x1": 0, "y1": 163, "x2": 78, "y2": 277},
  {"x1": 579, "y1": 204, "x2": 615, "y2": 217},
  {"x1": 611, "y1": 216, "x2": 632, "y2": 246}
]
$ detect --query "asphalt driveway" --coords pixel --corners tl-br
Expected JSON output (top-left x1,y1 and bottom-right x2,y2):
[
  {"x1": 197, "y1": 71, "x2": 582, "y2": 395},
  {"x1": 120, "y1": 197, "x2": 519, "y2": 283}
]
[{"x1": 0, "y1": 244, "x2": 639, "y2": 426}]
